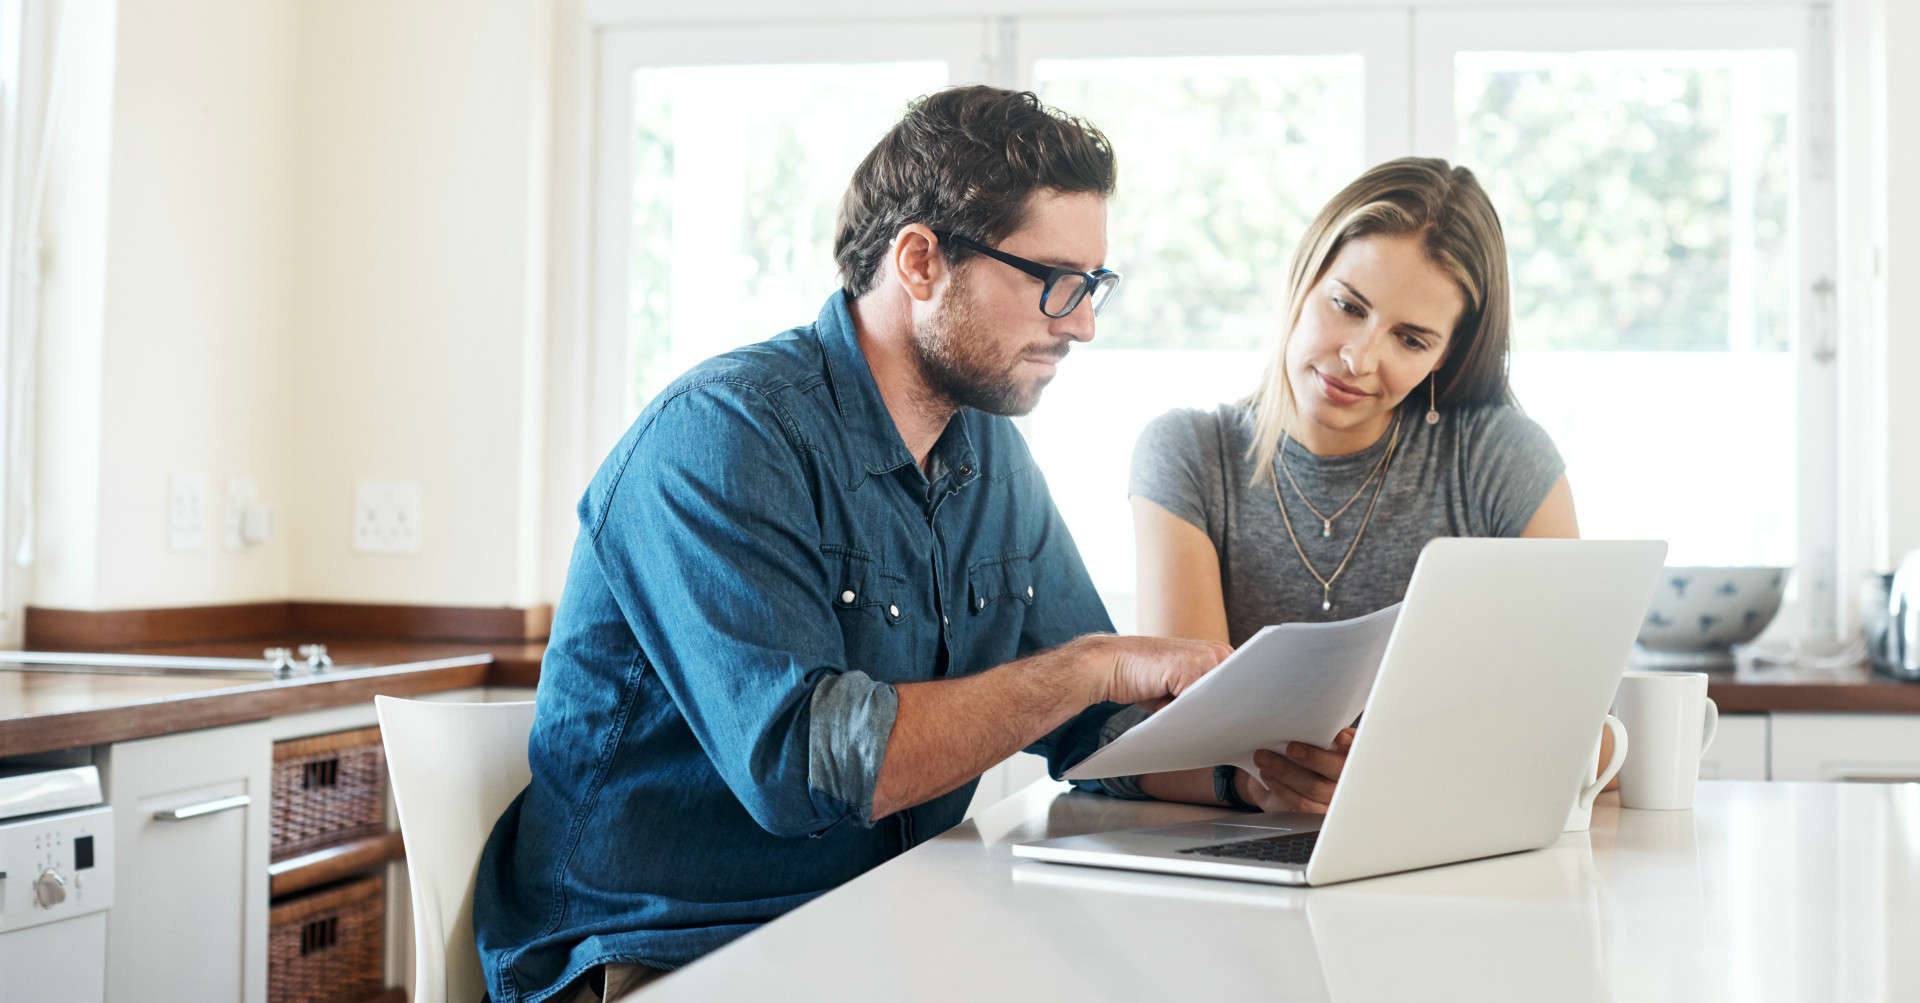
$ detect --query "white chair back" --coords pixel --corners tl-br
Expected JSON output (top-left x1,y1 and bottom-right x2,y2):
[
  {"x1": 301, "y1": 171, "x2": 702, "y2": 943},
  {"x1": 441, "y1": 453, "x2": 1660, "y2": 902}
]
[{"x1": 376, "y1": 695, "x2": 536, "y2": 1003}]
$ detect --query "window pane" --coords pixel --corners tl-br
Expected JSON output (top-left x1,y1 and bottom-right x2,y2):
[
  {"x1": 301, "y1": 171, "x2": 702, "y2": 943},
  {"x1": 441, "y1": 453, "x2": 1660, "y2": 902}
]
[
  {"x1": 628, "y1": 62, "x2": 948, "y2": 413},
  {"x1": 1455, "y1": 50, "x2": 1797, "y2": 566},
  {"x1": 1030, "y1": 56, "x2": 1368, "y2": 626}
]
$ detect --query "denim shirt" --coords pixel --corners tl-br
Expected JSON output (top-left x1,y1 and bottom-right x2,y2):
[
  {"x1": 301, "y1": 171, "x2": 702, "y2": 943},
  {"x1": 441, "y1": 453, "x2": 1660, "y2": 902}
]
[{"x1": 472, "y1": 291, "x2": 1129, "y2": 1002}]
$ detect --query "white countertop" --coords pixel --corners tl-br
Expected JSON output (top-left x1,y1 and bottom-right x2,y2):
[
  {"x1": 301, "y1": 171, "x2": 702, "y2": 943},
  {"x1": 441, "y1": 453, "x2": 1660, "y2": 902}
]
[{"x1": 638, "y1": 780, "x2": 1920, "y2": 1001}]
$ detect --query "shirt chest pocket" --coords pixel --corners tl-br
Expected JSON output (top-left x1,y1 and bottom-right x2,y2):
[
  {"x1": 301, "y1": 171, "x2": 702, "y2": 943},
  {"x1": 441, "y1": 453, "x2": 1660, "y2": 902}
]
[
  {"x1": 966, "y1": 553, "x2": 1036, "y2": 638},
  {"x1": 823, "y1": 545, "x2": 914, "y2": 676}
]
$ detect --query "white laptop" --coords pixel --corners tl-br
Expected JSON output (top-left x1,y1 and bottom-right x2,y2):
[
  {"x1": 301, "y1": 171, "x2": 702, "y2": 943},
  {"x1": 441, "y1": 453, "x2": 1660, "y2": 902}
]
[{"x1": 1014, "y1": 538, "x2": 1667, "y2": 886}]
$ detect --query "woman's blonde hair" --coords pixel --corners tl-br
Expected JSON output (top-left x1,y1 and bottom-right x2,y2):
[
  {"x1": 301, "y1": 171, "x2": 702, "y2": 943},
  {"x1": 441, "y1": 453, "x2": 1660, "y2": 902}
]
[{"x1": 1245, "y1": 157, "x2": 1516, "y2": 481}]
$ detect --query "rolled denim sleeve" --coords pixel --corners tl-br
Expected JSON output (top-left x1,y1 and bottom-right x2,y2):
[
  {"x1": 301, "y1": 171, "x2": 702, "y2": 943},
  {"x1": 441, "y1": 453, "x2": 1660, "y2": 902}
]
[
  {"x1": 583, "y1": 381, "x2": 892, "y2": 837},
  {"x1": 805, "y1": 670, "x2": 898, "y2": 821}
]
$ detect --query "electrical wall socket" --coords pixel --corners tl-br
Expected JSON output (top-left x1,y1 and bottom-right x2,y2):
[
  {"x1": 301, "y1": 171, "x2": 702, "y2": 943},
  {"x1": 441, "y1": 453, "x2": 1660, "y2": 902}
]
[
  {"x1": 168, "y1": 473, "x2": 206, "y2": 551},
  {"x1": 353, "y1": 481, "x2": 423, "y2": 554}
]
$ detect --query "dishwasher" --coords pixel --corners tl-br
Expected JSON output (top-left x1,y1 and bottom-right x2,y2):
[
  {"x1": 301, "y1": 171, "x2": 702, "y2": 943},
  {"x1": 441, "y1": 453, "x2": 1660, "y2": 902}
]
[{"x1": 0, "y1": 764, "x2": 114, "y2": 1002}]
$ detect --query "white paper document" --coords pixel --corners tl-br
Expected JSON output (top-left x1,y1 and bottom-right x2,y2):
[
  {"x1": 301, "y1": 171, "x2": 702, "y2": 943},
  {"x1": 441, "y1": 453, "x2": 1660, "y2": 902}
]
[{"x1": 1064, "y1": 603, "x2": 1403, "y2": 781}]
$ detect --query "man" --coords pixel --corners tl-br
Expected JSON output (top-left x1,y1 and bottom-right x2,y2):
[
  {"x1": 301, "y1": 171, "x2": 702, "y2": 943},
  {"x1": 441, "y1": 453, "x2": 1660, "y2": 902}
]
[{"x1": 473, "y1": 85, "x2": 1227, "y2": 1003}]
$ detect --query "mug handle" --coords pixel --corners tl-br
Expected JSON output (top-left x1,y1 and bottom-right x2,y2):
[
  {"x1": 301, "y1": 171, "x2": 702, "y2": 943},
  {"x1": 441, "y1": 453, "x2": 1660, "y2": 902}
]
[
  {"x1": 1578, "y1": 715, "x2": 1629, "y2": 811},
  {"x1": 1699, "y1": 697, "x2": 1719, "y2": 757}
]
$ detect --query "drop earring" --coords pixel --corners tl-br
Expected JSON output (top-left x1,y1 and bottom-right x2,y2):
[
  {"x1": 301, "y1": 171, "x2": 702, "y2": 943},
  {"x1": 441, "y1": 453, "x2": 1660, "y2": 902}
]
[{"x1": 1425, "y1": 373, "x2": 1440, "y2": 426}]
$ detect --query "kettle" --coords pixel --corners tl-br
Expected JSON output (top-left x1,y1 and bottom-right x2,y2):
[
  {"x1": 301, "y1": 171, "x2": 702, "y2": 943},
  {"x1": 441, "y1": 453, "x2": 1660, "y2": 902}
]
[{"x1": 1876, "y1": 550, "x2": 1920, "y2": 679}]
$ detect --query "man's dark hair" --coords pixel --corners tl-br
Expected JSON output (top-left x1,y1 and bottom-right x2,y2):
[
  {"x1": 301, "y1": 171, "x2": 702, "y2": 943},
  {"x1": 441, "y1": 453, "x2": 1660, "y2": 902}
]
[{"x1": 833, "y1": 85, "x2": 1117, "y2": 298}]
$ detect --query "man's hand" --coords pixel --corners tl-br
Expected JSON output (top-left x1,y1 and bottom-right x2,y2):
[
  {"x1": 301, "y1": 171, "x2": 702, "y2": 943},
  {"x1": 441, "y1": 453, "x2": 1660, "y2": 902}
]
[
  {"x1": 1237, "y1": 727, "x2": 1356, "y2": 813},
  {"x1": 1079, "y1": 634, "x2": 1232, "y2": 710}
]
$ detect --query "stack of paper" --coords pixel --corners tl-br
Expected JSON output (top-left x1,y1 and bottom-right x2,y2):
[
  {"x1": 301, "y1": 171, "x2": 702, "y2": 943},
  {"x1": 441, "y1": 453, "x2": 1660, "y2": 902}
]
[{"x1": 1065, "y1": 603, "x2": 1402, "y2": 780}]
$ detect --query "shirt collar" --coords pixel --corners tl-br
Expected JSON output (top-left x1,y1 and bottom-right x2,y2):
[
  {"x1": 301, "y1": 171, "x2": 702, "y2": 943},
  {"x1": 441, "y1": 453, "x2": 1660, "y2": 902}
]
[{"x1": 814, "y1": 289, "x2": 978, "y2": 483}]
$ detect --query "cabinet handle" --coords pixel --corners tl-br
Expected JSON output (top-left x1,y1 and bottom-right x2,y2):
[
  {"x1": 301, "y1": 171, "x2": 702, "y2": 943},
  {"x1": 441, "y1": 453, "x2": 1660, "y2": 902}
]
[{"x1": 152, "y1": 794, "x2": 251, "y2": 821}]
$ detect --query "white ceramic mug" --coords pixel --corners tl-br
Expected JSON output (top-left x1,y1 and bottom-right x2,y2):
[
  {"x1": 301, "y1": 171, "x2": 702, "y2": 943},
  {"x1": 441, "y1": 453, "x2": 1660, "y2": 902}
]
[
  {"x1": 1564, "y1": 714, "x2": 1629, "y2": 831},
  {"x1": 1612, "y1": 671, "x2": 1719, "y2": 810}
]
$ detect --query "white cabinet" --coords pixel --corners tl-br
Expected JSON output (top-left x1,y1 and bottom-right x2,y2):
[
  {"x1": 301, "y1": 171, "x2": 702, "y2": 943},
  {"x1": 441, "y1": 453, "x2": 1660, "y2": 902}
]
[
  {"x1": 1769, "y1": 713, "x2": 1920, "y2": 782},
  {"x1": 104, "y1": 721, "x2": 272, "y2": 1003},
  {"x1": 1699, "y1": 712, "x2": 1769, "y2": 780}
]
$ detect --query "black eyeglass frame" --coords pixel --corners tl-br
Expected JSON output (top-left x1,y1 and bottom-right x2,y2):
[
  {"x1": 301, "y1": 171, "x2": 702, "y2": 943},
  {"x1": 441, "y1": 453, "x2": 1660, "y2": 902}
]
[{"x1": 931, "y1": 229, "x2": 1121, "y2": 319}]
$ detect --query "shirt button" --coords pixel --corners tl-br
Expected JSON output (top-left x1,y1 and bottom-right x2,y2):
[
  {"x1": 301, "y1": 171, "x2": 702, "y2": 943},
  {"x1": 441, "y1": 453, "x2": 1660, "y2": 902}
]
[
  {"x1": 840, "y1": 590, "x2": 855, "y2": 604},
  {"x1": 1026, "y1": 585, "x2": 1034, "y2": 599},
  {"x1": 977, "y1": 597, "x2": 986, "y2": 611},
  {"x1": 959, "y1": 464, "x2": 973, "y2": 477},
  {"x1": 942, "y1": 614, "x2": 950, "y2": 626},
  {"x1": 888, "y1": 604, "x2": 900, "y2": 618}
]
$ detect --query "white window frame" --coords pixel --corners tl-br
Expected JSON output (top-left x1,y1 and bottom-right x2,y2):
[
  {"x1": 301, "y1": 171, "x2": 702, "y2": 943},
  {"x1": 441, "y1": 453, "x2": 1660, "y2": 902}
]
[{"x1": 1411, "y1": 6, "x2": 1838, "y2": 642}]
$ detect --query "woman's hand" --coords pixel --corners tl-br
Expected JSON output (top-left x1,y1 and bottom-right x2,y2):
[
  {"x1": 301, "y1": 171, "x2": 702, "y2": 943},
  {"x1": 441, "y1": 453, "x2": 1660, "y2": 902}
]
[{"x1": 1237, "y1": 727, "x2": 1356, "y2": 813}]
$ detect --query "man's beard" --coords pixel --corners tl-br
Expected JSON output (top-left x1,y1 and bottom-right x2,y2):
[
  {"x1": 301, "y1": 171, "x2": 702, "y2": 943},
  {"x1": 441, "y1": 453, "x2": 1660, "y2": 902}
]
[{"x1": 910, "y1": 279, "x2": 1063, "y2": 417}]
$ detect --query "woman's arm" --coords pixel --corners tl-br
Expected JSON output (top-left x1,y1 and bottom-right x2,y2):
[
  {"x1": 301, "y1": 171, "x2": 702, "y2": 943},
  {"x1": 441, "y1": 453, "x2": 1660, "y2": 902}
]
[
  {"x1": 1130, "y1": 497, "x2": 1231, "y2": 643},
  {"x1": 1518, "y1": 474, "x2": 1578, "y2": 539},
  {"x1": 1129, "y1": 497, "x2": 1237, "y2": 805}
]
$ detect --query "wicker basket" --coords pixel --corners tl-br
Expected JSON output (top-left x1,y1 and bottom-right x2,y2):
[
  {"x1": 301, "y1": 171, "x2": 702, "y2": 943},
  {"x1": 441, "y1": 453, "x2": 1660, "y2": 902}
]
[
  {"x1": 272, "y1": 726, "x2": 388, "y2": 861},
  {"x1": 268, "y1": 874, "x2": 385, "y2": 1003}
]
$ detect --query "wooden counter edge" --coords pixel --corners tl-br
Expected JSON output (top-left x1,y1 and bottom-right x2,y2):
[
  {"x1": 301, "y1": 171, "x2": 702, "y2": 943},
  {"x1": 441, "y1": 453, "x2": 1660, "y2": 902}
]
[
  {"x1": 0, "y1": 656, "x2": 492, "y2": 758},
  {"x1": 25, "y1": 601, "x2": 552, "y2": 648},
  {"x1": 1709, "y1": 679, "x2": 1920, "y2": 713},
  {"x1": 485, "y1": 651, "x2": 544, "y2": 690}
]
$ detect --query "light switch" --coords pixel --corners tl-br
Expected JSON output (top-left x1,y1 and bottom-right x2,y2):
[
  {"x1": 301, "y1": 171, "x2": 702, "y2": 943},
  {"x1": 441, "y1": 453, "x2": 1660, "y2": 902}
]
[{"x1": 168, "y1": 474, "x2": 206, "y2": 551}]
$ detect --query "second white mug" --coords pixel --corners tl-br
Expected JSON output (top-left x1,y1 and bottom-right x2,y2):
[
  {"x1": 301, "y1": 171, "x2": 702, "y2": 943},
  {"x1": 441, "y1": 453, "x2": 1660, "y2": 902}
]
[{"x1": 1613, "y1": 670, "x2": 1719, "y2": 810}]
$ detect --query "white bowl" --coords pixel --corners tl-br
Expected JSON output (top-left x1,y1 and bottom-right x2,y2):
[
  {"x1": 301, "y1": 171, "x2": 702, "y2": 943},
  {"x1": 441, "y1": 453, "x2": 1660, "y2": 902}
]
[{"x1": 1635, "y1": 565, "x2": 1788, "y2": 654}]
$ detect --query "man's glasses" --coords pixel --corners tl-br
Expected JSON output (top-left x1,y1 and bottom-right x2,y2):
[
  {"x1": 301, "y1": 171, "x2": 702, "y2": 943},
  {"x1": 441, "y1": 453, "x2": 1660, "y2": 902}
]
[{"x1": 932, "y1": 230, "x2": 1122, "y2": 319}]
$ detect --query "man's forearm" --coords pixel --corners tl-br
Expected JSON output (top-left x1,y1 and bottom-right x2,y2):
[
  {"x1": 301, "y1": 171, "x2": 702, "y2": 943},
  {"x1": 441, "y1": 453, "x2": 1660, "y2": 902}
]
[{"x1": 869, "y1": 639, "x2": 1100, "y2": 819}]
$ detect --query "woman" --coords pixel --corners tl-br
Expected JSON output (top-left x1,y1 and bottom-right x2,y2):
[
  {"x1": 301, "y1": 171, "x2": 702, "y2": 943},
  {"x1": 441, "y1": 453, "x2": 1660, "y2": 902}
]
[{"x1": 1121, "y1": 157, "x2": 1582, "y2": 813}]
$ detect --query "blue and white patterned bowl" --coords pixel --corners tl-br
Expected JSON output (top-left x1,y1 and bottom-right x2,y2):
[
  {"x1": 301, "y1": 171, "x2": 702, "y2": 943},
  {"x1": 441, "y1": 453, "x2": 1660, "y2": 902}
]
[{"x1": 1635, "y1": 565, "x2": 1789, "y2": 653}]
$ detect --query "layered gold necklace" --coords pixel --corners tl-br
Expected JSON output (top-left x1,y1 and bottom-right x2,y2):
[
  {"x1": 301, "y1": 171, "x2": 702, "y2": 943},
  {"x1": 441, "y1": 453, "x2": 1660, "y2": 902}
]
[{"x1": 1272, "y1": 412, "x2": 1403, "y2": 613}]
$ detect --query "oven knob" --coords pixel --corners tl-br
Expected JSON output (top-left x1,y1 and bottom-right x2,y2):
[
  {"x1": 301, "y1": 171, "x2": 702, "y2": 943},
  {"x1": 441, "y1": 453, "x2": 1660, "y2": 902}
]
[{"x1": 33, "y1": 867, "x2": 66, "y2": 908}]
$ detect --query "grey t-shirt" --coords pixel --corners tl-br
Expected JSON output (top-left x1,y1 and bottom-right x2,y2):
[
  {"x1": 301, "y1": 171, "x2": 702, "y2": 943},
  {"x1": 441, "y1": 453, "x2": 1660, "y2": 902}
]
[{"x1": 1130, "y1": 401, "x2": 1566, "y2": 647}]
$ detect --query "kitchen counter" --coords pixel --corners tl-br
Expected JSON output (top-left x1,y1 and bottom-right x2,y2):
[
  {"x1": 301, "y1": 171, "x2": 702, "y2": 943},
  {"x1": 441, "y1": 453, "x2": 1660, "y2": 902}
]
[
  {"x1": 639, "y1": 780, "x2": 1920, "y2": 1002},
  {"x1": 0, "y1": 639, "x2": 545, "y2": 758}
]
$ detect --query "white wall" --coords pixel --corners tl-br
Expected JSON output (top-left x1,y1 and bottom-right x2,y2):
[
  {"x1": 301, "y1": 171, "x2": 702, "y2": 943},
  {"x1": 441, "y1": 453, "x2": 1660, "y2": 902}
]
[
  {"x1": 32, "y1": 0, "x2": 559, "y2": 612},
  {"x1": 90, "y1": 0, "x2": 300, "y2": 608},
  {"x1": 289, "y1": 0, "x2": 552, "y2": 605},
  {"x1": 34, "y1": 0, "x2": 300, "y2": 610}
]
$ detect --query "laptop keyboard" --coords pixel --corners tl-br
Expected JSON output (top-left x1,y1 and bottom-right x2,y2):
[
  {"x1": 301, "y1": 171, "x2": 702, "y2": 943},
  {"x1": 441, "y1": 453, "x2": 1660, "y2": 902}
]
[{"x1": 1175, "y1": 830, "x2": 1319, "y2": 865}]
